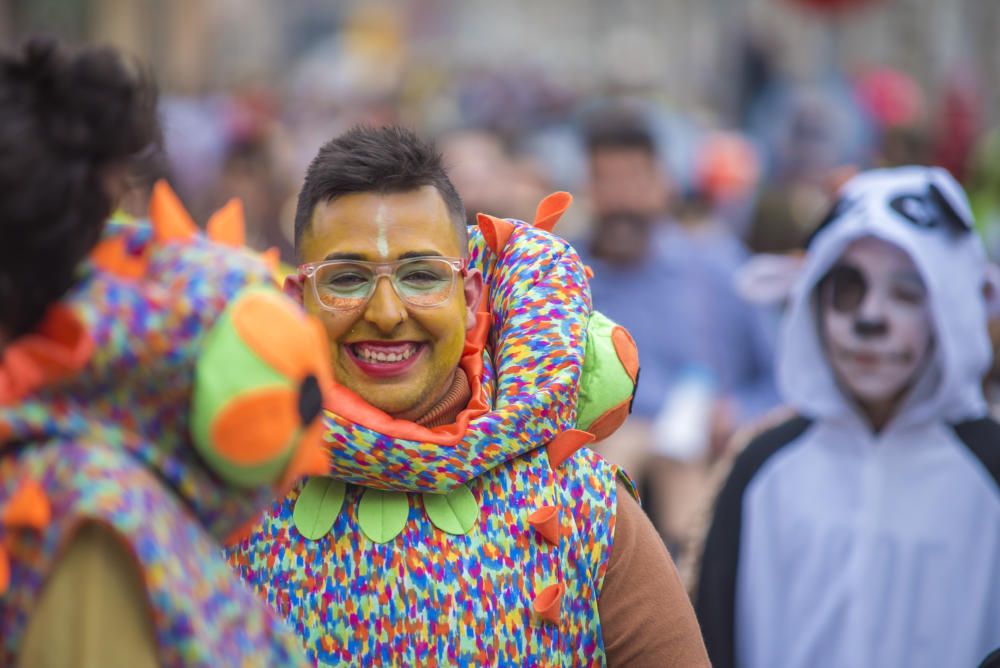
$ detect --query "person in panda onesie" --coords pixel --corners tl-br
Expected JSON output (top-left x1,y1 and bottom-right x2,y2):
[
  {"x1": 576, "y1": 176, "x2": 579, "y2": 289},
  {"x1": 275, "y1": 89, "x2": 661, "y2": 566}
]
[{"x1": 696, "y1": 166, "x2": 1000, "y2": 668}]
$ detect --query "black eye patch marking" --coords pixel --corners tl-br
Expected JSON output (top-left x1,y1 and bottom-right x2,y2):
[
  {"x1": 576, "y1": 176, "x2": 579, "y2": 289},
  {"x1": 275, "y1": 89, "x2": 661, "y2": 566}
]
[
  {"x1": 822, "y1": 264, "x2": 867, "y2": 313},
  {"x1": 889, "y1": 194, "x2": 934, "y2": 228},
  {"x1": 807, "y1": 182, "x2": 972, "y2": 249},
  {"x1": 889, "y1": 184, "x2": 971, "y2": 233}
]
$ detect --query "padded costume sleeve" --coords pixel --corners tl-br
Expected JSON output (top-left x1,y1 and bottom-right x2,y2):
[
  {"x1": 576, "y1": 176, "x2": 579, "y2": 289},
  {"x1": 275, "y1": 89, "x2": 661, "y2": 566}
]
[{"x1": 17, "y1": 522, "x2": 159, "y2": 668}]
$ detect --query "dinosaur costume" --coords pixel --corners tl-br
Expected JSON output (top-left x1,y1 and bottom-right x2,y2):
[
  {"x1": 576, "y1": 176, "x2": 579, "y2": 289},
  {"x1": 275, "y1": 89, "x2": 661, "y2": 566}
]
[
  {"x1": 0, "y1": 183, "x2": 327, "y2": 667},
  {"x1": 229, "y1": 195, "x2": 646, "y2": 666}
]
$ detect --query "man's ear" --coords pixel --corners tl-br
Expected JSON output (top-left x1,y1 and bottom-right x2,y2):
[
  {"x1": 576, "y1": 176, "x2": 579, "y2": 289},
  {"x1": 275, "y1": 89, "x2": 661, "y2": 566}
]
[
  {"x1": 463, "y1": 268, "x2": 484, "y2": 329},
  {"x1": 283, "y1": 274, "x2": 305, "y2": 304}
]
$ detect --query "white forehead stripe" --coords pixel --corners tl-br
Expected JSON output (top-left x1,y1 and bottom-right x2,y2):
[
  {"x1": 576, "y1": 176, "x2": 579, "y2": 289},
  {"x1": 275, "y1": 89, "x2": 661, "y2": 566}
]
[{"x1": 375, "y1": 202, "x2": 390, "y2": 259}]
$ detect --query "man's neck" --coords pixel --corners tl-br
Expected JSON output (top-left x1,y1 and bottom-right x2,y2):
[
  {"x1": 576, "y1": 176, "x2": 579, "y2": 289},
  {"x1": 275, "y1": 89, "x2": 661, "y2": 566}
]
[{"x1": 392, "y1": 368, "x2": 471, "y2": 428}]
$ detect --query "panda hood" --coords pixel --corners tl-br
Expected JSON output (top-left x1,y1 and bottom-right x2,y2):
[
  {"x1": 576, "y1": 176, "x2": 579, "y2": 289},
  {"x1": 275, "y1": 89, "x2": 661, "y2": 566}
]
[{"x1": 778, "y1": 166, "x2": 992, "y2": 426}]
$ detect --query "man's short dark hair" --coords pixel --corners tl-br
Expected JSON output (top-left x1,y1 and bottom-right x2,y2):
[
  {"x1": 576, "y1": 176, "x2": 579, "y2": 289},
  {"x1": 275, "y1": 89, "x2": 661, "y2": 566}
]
[
  {"x1": 294, "y1": 125, "x2": 467, "y2": 255},
  {"x1": 583, "y1": 106, "x2": 658, "y2": 156}
]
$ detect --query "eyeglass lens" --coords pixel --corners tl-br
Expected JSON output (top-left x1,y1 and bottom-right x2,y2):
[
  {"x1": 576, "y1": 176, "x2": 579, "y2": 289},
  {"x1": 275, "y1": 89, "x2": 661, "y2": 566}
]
[{"x1": 313, "y1": 258, "x2": 457, "y2": 309}]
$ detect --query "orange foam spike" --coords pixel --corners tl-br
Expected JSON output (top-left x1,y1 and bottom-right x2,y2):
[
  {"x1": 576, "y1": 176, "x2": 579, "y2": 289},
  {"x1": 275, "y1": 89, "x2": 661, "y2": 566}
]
[
  {"x1": 0, "y1": 544, "x2": 8, "y2": 595},
  {"x1": 532, "y1": 582, "x2": 565, "y2": 625},
  {"x1": 528, "y1": 505, "x2": 561, "y2": 546},
  {"x1": 476, "y1": 213, "x2": 516, "y2": 256},
  {"x1": 149, "y1": 179, "x2": 197, "y2": 243},
  {"x1": 533, "y1": 192, "x2": 573, "y2": 232},
  {"x1": 546, "y1": 429, "x2": 596, "y2": 468},
  {"x1": 206, "y1": 198, "x2": 246, "y2": 248},
  {"x1": 261, "y1": 247, "x2": 282, "y2": 275},
  {"x1": 90, "y1": 235, "x2": 148, "y2": 279},
  {"x1": 2, "y1": 479, "x2": 51, "y2": 531}
]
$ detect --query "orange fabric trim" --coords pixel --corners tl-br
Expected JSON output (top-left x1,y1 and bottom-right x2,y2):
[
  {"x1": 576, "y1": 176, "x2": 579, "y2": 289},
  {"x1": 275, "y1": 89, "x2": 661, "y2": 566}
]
[
  {"x1": 0, "y1": 306, "x2": 94, "y2": 406},
  {"x1": 205, "y1": 198, "x2": 247, "y2": 248},
  {"x1": 231, "y1": 291, "x2": 329, "y2": 383},
  {"x1": 476, "y1": 213, "x2": 516, "y2": 257},
  {"x1": 527, "y1": 505, "x2": 561, "y2": 546},
  {"x1": 532, "y1": 582, "x2": 565, "y2": 625},
  {"x1": 321, "y1": 301, "x2": 493, "y2": 447},
  {"x1": 0, "y1": 544, "x2": 8, "y2": 595},
  {"x1": 586, "y1": 400, "x2": 632, "y2": 443},
  {"x1": 211, "y1": 388, "x2": 298, "y2": 466},
  {"x1": 90, "y1": 235, "x2": 148, "y2": 279},
  {"x1": 149, "y1": 180, "x2": 197, "y2": 243},
  {"x1": 224, "y1": 517, "x2": 259, "y2": 547},
  {"x1": 274, "y1": 416, "x2": 330, "y2": 495},
  {"x1": 2, "y1": 479, "x2": 51, "y2": 530},
  {"x1": 611, "y1": 326, "x2": 640, "y2": 385},
  {"x1": 546, "y1": 429, "x2": 596, "y2": 468},
  {"x1": 584, "y1": 265, "x2": 594, "y2": 280},
  {"x1": 533, "y1": 191, "x2": 573, "y2": 232}
]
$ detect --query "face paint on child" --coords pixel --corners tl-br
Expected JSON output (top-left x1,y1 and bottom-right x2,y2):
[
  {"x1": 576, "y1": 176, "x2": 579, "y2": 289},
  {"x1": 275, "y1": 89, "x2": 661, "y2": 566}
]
[{"x1": 819, "y1": 236, "x2": 934, "y2": 408}]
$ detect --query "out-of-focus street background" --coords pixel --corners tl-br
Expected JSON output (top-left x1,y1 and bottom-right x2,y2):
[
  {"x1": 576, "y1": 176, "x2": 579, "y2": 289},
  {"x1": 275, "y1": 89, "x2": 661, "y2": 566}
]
[{"x1": 7, "y1": 0, "x2": 1000, "y2": 562}]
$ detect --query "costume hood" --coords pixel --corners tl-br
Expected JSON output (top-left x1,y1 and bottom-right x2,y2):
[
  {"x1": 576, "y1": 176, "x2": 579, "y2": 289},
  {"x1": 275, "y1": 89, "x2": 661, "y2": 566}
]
[{"x1": 778, "y1": 166, "x2": 991, "y2": 426}]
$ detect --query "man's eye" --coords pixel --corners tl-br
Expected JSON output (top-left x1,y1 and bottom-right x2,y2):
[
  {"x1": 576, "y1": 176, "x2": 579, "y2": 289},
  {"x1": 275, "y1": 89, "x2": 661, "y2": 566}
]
[
  {"x1": 400, "y1": 270, "x2": 443, "y2": 285},
  {"x1": 325, "y1": 273, "x2": 368, "y2": 288}
]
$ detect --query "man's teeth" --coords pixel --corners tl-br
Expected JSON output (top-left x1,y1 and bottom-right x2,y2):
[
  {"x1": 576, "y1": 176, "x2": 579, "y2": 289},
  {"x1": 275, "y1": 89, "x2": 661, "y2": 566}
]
[{"x1": 355, "y1": 344, "x2": 417, "y2": 363}]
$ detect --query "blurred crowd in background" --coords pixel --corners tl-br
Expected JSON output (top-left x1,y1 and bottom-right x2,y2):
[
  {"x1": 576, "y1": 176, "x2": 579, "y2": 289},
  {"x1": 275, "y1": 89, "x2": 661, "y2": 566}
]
[{"x1": 7, "y1": 0, "x2": 1000, "y2": 569}]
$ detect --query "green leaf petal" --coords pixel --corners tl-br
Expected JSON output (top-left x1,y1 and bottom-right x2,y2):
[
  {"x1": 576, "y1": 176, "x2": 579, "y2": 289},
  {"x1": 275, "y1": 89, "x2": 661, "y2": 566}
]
[
  {"x1": 292, "y1": 477, "x2": 346, "y2": 540},
  {"x1": 423, "y1": 484, "x2": 480, "y2": 535},
  {"x1": 357, "y1": 488, "x2": 410, "y2": 543}
]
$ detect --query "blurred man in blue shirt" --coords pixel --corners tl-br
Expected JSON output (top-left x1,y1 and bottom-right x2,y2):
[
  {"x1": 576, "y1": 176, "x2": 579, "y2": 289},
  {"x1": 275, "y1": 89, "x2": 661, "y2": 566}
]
[{"x1": 574, "y1": 105, "x2": 778, "y2": 548}]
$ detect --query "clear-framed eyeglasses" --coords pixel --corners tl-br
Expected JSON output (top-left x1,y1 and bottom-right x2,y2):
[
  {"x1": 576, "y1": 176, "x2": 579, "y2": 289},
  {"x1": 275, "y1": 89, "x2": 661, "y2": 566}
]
[{"x1": 298, "y1": 257, "x2": 466, "y2": 311}]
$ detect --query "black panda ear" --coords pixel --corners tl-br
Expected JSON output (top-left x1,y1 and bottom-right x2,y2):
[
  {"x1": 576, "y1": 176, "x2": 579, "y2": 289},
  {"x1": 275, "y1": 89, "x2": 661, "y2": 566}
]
[
  {"x1": 806, "y1": 196, "x2": 857, "y2": 248},
  {"x1": 927, "y1": 182, "x2": 973, "y2": 233}
]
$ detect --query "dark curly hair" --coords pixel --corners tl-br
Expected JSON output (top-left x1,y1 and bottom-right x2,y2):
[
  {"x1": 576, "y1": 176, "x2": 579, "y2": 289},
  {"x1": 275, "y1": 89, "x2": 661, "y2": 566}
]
[{"x1": 0, "y1": 37, "x2": 160, "y2": 339}]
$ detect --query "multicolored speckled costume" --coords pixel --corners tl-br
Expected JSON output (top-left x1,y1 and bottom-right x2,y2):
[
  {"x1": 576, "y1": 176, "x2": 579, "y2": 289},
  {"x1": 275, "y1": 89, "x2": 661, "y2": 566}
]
[
  {"x1": 0, "y1": 184, "x2": 329, "y2": 667},
  {"x1": 229, "y1": 197, "x2": 638, "y2": 667}
]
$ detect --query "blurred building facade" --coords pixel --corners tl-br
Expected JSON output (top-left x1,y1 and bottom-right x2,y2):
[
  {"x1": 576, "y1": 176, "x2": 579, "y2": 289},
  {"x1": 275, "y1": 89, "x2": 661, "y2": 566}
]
[{"x1": 1, "y1": 0, "x2": 997, "y2": 122}]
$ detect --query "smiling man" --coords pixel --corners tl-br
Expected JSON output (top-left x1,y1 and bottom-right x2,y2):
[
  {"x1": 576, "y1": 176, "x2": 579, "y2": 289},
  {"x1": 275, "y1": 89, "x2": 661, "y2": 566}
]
[
  {"x1": 229, "y1": 126, "x2": 710, "y2": 667},
  {"x1": 697, "y1": 167, "x2": 1000, "y2": 668}
]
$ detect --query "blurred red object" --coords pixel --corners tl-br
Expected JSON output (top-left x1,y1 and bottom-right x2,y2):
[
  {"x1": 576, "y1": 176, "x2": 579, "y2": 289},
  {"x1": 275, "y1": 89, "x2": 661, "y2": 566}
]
[
  {"x1": 784, "y1": 0, "x2": 881, "y2": 12},
  {"x1": 931, "y1": 68, "x2": 983, "y2": 181},
  {"x1": 855, "y1": 68, "x2": 924, "y2": 129},
  {"x1": 696, "y1": 132, "x2": 760, "y2": 203}
]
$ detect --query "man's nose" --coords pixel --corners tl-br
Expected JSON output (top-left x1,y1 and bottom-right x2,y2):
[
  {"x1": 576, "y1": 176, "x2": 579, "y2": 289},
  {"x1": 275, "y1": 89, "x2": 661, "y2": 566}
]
[{"x1": 363, "y1": 276, "x2": 408, "y2": 333}]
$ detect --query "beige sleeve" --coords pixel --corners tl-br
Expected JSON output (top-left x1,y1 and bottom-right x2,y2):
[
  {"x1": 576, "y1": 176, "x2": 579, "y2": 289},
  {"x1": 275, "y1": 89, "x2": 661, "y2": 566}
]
[
  {"x1": 598, "y1": 490, "x2": 711, "y2": 668},
  {"x1": 17, "y1": 521, "x2": 161, "y2": 668}
]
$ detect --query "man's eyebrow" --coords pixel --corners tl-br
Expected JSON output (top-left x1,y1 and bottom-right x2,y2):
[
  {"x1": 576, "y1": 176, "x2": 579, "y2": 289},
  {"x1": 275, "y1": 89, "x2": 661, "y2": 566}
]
[
  {"x1": 398, "y1": 250, "x2": 443, "y2": 260},
  {"x1": 323, "y1": 252, "x2": 367, "y2": 261}
]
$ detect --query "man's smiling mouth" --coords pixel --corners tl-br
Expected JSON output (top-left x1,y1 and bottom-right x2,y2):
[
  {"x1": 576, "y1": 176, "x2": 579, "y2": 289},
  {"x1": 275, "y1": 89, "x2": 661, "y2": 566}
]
[
  {"x1": 351, "y1": 341, "x2": 420, "y2": 363},
  {"x1": 344, "y1": 341, "x2": 427, "y2": 377}
]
